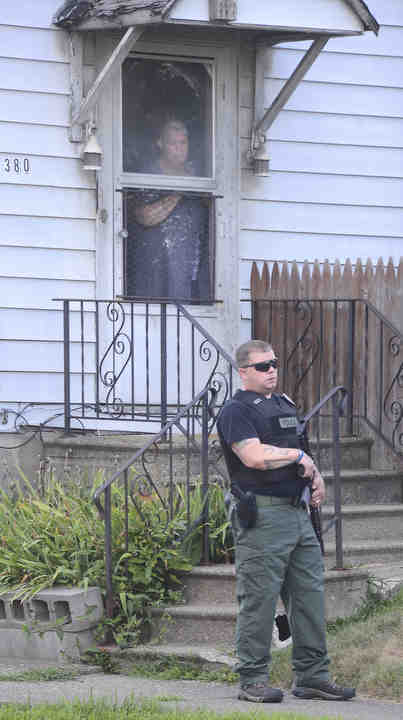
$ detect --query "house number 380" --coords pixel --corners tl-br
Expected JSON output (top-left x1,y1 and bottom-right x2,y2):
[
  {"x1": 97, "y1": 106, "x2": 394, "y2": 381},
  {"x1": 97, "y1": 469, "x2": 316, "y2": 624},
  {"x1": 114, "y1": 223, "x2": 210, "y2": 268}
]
[{"x1": 3, "y1": 157, "x2": 31, "y2": 173}]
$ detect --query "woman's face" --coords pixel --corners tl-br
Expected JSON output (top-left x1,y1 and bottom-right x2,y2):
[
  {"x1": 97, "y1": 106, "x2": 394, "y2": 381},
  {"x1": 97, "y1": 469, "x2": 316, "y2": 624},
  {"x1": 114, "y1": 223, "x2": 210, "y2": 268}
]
[{"x1": 159, "y1": 126, "x2": 189, "y2": 171}]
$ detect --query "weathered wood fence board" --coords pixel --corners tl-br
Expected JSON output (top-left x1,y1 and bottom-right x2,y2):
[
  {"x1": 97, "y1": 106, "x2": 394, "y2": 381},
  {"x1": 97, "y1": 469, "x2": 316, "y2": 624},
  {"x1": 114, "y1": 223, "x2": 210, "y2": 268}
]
[{"x1": 251, "y1": 258, "x2": 403, "y2": 317}]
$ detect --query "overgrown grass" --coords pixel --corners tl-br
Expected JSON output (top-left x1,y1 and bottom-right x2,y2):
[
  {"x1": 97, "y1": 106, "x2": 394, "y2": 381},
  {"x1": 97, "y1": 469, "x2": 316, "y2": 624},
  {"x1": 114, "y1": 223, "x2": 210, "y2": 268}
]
[
  {"x1": 127, "y1": 655, "x2": 238, "y2": 683},
  {"x1": 270, "y1": 587, "x2": 403, "y2": 702},
  {"x1": 323, "y1": 587, "x2": 403, "y2": 702},
  {"x1": 0, "y1": 667, "x2": 81, "y2": 682},
  {"x1": 0, "y1": 699, "x2": 342, "y2": 720}
]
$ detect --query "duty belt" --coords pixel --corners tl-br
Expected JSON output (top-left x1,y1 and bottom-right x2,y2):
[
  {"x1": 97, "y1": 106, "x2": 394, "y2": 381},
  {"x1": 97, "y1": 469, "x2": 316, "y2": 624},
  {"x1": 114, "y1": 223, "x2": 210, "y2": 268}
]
[{"x1": 255, "y1": 494, "x2": 308, "y2": 508}]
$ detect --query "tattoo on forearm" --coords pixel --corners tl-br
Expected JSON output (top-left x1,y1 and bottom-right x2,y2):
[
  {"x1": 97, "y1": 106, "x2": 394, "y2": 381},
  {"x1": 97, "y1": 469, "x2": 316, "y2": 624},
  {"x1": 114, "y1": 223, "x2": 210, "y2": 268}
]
[
  {"x1": 233, "y1": 438, "x2": 256, "y2": 452},
  {"x1": 262, "y1": 446, "x2": 297, "y2": 470}
]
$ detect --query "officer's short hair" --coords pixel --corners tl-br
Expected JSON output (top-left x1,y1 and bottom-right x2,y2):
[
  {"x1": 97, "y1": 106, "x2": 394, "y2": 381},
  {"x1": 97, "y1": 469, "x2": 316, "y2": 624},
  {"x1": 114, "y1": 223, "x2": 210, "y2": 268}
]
[{"x1": 236, "y1": 340, "x2": 273, "y2": 368}]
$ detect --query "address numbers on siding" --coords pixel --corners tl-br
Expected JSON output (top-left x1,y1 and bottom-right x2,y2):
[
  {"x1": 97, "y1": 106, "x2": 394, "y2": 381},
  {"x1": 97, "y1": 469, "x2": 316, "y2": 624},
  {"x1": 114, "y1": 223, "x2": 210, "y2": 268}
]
[{"x1": 2, "y1": 156, "x2": 31, "y2": 175}]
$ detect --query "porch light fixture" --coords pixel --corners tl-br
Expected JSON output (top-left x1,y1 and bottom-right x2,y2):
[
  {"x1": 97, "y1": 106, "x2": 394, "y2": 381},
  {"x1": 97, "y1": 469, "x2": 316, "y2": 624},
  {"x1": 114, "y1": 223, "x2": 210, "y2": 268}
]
[
  {"x1": 82, "y1": 126, "x2": 103, "y2": 171},
  {"x1": 252, "y1": 140, "x2": 270, "y2": 177}
]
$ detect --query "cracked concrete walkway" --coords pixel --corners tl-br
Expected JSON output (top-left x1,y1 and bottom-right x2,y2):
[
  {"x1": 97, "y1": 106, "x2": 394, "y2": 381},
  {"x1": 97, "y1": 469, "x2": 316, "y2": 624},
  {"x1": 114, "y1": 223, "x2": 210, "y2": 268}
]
[{"x1": 0, "y1": 662, "x2": 401, "y2": 720}]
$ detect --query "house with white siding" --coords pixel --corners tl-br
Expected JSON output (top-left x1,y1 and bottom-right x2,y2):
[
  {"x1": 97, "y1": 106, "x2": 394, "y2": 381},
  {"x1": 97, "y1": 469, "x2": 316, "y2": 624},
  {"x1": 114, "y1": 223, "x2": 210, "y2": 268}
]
[{"x1": 1, "y1": 0, "x2": 402, "y2": 439}]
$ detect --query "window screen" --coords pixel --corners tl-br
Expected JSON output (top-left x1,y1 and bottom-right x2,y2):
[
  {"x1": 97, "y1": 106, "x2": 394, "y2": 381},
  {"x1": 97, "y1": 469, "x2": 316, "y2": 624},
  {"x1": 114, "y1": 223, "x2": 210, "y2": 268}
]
[
  {"x1": 123, "y1": 189, "x2": 214, "y2": 303},
  {"x1": 122, "y1": 57, "x2": 213, "y2": 177}
]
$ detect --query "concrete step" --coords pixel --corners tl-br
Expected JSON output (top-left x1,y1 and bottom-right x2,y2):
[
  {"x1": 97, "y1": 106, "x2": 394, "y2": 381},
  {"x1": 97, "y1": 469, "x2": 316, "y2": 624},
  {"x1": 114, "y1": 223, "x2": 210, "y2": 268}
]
[
  {"x1": 43, "y1": 432, "x2": 373, "y2": 481},
  {"x1": 151, "y1": 604, "x2": 236, "y2": 647},
  {"x1": 182, "y1": 566, "x2": 236, "y2": 605},
  {"x1": 309, "y1": 436, "x2": 372, "y2": 472},
  {"x1": 121, "y1": 642, "x2": 238, "y2": 666},
  {"x1": 324, "y1": 539, "x2": 403, "y2": 568},
  {"x1": 151, "y1": 567, "x2": 368, "y2": 646},
  {"x1": 44, "y1": 432, "x2": 189, "y2": 460},
  {"x1": 322, "y1": 468, "x2": 402, "y2": 505},
  {"x1": 42, "y1": 430, "x2": 210, "y2": 487},
  {"x1": 321, "y1": 504, "x2": 403, "y2": 543}
]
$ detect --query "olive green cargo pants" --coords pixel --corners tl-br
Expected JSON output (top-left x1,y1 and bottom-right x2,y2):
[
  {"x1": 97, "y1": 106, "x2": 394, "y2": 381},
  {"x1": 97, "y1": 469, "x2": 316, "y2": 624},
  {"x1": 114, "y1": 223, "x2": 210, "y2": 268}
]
[{"x1": 232, "y1": 495, "x2": 330, "y2": 687}]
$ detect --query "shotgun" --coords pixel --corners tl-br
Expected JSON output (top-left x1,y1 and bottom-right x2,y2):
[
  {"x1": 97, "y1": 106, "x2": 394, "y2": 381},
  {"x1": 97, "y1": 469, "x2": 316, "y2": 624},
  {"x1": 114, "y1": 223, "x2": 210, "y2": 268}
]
[{"x1": 297, "y1": 421, "x2": 325, "y2": 556}]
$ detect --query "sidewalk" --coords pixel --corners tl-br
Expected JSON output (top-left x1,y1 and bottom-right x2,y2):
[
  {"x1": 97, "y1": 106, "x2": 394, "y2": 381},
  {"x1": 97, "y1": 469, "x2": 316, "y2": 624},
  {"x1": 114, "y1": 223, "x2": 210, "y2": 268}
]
[{"x1": 0, "y1": 660, "x2": 401, "y2": 720}]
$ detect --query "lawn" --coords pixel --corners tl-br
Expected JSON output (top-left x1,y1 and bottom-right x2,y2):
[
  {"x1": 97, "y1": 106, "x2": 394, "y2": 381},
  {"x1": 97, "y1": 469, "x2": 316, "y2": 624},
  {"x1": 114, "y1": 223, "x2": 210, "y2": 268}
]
[{"x1": 0, "y1": 699, "x2": 344, "y2": 720}]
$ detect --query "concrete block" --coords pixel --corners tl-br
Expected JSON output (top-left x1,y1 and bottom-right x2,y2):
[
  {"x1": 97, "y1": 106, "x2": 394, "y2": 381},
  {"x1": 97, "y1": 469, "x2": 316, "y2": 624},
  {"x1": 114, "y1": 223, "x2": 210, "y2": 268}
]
[
  {"x1": 324, "y1": 569, "x2": 369, "y2": 620},
  {"x1": 0, "y1": 627, "x2": 97, "y2": 662},
  {"x1": 0, "y1": 586, "x2": 103, "y2": 661}
]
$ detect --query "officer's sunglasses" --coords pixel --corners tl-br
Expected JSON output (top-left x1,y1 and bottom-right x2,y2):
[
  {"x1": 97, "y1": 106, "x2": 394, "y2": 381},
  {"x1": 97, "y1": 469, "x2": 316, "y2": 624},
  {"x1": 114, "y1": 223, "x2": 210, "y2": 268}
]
[{"x1": 242, "y1": 359, "x2": 279, "y2": 372}]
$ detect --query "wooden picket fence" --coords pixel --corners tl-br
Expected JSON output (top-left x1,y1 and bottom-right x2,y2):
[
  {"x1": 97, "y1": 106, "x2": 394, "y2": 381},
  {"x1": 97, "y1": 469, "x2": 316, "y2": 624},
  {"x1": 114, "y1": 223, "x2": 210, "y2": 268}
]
[
  {"x1": 249, "y1": 258, "x2": 403, "y2": 447},
  {"x1": 251, "y1": 257, "x2": 403, "y2": 331}
]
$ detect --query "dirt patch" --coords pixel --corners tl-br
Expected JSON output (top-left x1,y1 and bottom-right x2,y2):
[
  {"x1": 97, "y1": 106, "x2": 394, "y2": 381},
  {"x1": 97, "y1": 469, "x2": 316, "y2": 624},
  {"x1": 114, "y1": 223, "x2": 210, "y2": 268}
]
[{"x1": 379, "y1": 637, "x2": 403, "y2": 664}]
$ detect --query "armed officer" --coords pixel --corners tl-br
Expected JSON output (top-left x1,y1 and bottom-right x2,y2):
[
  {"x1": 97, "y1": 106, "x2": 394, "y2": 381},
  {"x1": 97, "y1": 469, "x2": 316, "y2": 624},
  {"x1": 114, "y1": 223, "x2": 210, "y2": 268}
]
[{"x1": 217, "y1": 339, "x2": 355, "y2": 704}]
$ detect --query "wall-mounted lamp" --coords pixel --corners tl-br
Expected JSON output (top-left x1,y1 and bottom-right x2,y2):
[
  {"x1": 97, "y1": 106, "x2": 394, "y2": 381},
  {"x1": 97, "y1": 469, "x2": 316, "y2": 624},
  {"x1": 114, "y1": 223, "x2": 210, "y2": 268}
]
[
  {"x1": 82, "y1": 126, "x2": 103, "y2": 171},
  {"x1": 252, "y1": 141, "x2": 270, "y2": 177}
]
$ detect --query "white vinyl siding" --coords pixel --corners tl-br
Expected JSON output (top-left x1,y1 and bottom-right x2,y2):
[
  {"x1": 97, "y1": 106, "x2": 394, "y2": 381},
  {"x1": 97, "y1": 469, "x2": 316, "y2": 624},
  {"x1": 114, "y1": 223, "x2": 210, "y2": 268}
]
[
  {"x1": 0, "y1": 1, "x2": 70, "y2": 29},
  {"x1": 240, "y1": 2, "x2": 403, "y2": 298},
  {"x1": 0, "y1": 5, "x2": 96, "y2": 410}
]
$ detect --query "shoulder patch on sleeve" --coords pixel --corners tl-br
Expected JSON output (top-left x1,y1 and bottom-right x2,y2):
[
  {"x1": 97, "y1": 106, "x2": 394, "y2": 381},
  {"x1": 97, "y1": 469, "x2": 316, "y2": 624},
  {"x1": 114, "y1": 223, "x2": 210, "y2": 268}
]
[{"x1": 281, "y1": 393, "x2": 296, "y2": 406}]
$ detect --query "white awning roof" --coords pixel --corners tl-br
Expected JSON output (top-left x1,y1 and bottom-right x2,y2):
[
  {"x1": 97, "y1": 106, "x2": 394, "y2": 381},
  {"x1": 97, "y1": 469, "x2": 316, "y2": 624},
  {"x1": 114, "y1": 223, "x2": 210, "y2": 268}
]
[{"x1": 54, "y1": 0, "x2": 379, "y2": 35}]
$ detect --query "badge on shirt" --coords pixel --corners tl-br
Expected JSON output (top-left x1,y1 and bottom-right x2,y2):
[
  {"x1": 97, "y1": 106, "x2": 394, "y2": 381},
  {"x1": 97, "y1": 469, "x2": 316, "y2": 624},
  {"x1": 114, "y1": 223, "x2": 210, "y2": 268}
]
[{"x1": 278, "y1": 416, "x2": 298, "y2": 429}]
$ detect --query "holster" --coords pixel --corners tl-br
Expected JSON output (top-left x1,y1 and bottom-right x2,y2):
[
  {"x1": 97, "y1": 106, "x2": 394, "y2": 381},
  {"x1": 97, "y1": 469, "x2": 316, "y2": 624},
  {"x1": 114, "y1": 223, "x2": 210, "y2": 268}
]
[{"x1": 231, "y1": 483, "x2": 257, "y2": 529}]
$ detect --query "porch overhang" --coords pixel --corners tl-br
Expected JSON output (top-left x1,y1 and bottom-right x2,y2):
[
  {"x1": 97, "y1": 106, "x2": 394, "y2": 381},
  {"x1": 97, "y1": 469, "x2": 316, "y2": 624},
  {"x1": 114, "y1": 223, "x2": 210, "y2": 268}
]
[
  {"x1": 55, "y1": 1, "x2": 379, "y2": 151},
  {"x1": 54, "y1": 0, "x2": 379, "y2": 36}
]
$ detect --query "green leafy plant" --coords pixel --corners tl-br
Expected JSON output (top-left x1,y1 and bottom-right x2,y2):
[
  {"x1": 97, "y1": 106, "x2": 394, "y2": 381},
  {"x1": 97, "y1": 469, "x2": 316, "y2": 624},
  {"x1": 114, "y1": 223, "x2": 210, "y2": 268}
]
[
  {"x1": 0, "y1": 470, "x2": 192, "y2": 647},
  {"x1": 0, "y1": 466, "x2": 234, "y2": 650},
  {"x1": 177, "y1": 480, "x2": 234, "y2": 565},
  {"x1": 82, "y1": 647, "x2": 118, "y2": 673},
  {"x1": 0, "y1": 473, "x2": 105, "y2": 599}
]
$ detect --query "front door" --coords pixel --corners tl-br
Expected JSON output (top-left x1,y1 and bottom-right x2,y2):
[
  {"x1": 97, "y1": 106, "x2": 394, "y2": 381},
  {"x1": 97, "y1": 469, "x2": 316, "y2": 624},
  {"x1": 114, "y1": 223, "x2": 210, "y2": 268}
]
[{"x1": 89, "y1": 30, "x2": 239, "y2": 430}]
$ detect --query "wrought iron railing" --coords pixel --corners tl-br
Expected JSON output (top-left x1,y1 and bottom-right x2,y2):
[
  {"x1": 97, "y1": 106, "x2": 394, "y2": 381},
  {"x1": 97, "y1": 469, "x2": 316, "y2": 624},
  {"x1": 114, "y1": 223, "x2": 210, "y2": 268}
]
[
  {"x1": 92, "y1": 384, "x2": 227, "y2": 619},
  {"x1": 59, "y1": 299, "x2": 236, "y2": 433},
  {"x1": 249, "y1": 297, "x2": 403, "y2": 457}
]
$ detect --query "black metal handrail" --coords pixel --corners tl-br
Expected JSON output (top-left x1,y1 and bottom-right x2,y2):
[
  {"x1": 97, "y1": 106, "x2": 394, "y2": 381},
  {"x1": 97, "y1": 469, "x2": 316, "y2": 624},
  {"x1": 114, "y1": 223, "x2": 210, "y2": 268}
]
[{"x1": 93, "y1": 384, "x2": 222, "y2": 620}]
